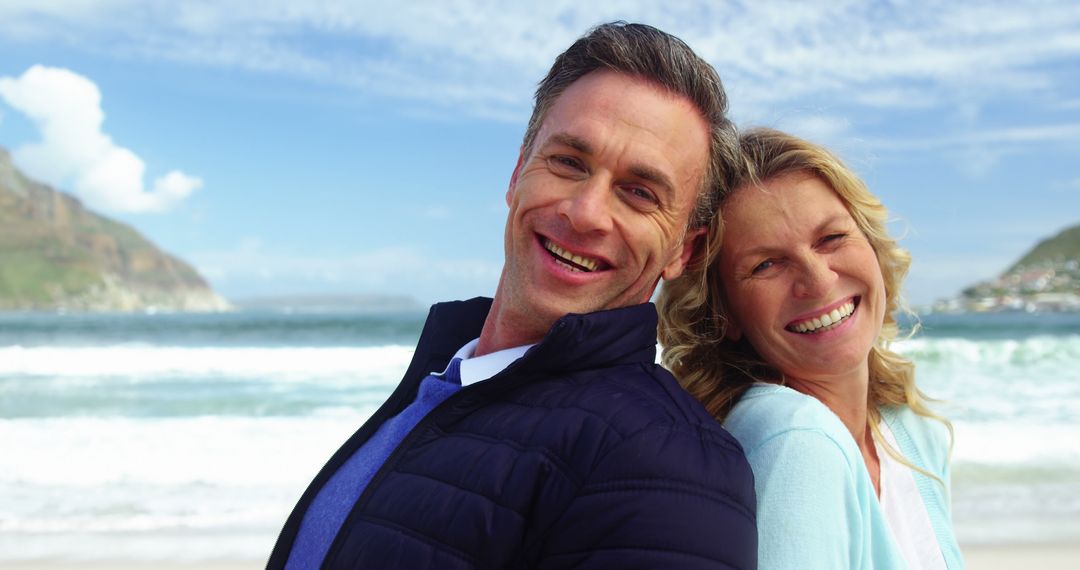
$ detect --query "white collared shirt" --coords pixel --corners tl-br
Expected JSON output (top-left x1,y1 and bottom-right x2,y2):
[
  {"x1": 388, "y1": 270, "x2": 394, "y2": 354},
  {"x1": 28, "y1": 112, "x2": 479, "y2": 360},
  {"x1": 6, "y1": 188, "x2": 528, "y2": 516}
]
[{"x1": 435, "y1": 338, "x2": 534, "y2": 387}]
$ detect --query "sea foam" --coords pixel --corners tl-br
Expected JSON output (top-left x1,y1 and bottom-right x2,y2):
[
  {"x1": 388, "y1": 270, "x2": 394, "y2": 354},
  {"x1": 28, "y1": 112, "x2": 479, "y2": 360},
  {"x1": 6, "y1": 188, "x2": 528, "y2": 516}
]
[{"x1": 0, "y1": 345, "x2": 415, "y2": 381}]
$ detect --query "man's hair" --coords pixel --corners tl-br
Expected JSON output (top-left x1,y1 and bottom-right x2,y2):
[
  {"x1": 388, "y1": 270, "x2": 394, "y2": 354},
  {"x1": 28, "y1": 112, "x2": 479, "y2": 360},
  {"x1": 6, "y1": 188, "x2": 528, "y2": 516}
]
[{"x1": 522, "y1": 21, "x2": 737, "y2": 228}]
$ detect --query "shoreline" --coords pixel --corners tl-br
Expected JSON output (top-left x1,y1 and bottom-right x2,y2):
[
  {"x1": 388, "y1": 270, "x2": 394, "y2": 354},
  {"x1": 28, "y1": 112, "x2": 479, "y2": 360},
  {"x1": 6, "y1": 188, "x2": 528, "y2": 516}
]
[{"x1": 962, "y1": 542, "x2": 1080, "y2": 569}]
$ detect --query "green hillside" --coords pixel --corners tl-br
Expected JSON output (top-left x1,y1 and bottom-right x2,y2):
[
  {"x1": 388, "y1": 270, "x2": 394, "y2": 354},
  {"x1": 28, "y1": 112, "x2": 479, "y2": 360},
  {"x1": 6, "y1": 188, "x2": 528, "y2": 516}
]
[
  {"x1": 0, "y1": 147, "x2": 229, "y2": 311},
  {"x1": 1007, "y1": 223, "x2": 1080, "y2": 273}
]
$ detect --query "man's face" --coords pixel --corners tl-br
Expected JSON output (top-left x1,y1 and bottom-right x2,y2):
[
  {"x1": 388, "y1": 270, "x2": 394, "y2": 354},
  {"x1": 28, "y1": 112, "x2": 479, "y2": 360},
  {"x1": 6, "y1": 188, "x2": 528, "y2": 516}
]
[{"x1": 498, "y1": 70, "x2": 710, "y2": 336}]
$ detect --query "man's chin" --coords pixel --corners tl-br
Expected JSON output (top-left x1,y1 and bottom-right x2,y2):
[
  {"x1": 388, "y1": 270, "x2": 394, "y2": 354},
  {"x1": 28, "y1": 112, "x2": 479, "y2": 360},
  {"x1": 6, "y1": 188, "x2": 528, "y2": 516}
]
[{"x1": 518, "y1": 293, "x2": 602, "y2": 323}]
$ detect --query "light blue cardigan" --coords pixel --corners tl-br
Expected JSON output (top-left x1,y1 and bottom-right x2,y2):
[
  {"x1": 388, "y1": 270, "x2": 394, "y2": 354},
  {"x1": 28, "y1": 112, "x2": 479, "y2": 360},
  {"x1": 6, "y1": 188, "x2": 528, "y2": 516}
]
[{"x1": 724, "y1": 384, "x2": 964, "y2": 569}]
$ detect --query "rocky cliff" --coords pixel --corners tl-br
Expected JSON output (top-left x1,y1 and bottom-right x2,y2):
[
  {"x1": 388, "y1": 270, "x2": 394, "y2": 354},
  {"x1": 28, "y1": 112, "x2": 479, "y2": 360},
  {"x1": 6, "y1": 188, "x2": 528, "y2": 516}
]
[{"x1": 0, "y1": 148, "x2": 230, "y2": 312}]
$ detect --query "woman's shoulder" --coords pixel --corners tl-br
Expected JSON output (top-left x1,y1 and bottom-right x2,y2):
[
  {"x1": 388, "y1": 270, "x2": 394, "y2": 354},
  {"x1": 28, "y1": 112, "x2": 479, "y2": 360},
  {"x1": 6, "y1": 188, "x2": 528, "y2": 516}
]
[
  {"x1": 723, "y1": 384, "x2": 858, "y2": 458},
  {"x1": 881, "y1": 404, "x2": 952, "y2": 468}
]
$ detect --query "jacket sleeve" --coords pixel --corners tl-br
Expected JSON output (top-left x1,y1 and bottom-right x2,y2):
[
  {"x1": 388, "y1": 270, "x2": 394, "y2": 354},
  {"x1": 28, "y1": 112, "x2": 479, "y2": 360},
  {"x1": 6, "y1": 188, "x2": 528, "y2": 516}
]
[
  {"x1": 747, "y1": 428, "x2": 869, "y2": 570},
  {"x1": 535, "y1": 424, "x2": 758, "y2": 569}
]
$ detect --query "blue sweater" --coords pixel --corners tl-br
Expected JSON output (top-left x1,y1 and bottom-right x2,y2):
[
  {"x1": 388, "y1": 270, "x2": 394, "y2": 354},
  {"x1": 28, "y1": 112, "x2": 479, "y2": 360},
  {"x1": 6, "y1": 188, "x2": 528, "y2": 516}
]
[
  {"x1": 268, "y1": 298, "x2": 757, "y2": 569},
  {"x1": 724, "y1": 384, "x2": 963, "y2": 569}
]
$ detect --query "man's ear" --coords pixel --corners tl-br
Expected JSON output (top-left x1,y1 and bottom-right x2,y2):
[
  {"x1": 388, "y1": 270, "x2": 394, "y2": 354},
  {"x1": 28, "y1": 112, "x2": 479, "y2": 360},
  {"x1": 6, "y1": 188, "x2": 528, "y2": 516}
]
[
  {"x1": 661, "y1": 225, "x2": 707, "y2": 281},
  {"x1": 506, "y1": 147, "x2": 525, "y2": 205}
]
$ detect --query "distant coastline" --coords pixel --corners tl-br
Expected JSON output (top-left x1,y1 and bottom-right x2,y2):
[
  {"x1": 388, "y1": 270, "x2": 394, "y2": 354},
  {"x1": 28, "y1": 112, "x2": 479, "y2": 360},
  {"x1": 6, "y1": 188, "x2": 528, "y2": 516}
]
[
  {"x1": 928, "y1": 223, "x2": 1080, "y2": 314},
  {"x1": 928, "y1": 258, "x2": 1080, "y2": 314},
  {"x1": 228, "y1": 294, "x2": 422, "y2": 314}
]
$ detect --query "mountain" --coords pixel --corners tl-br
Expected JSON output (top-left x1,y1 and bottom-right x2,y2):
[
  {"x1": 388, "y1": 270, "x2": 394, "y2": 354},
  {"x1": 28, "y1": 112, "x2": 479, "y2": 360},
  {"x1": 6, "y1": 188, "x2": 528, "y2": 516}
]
[
  {"x1": 942, "y1": 222, "x2": 1080, "y2": 312},
  {"x1": 1006, "y1": 224, "x2": 1080, "y2": 273},
  {"x1": 0, "y1": 148, "x2": 230, "y2": 312}
]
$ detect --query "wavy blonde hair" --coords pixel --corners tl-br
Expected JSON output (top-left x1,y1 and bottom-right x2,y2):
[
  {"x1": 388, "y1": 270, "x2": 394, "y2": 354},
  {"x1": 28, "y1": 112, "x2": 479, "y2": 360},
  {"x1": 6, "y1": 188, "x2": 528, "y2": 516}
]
[{"x1": 658, "y1": 127, "x2": 950, "y2": 469}]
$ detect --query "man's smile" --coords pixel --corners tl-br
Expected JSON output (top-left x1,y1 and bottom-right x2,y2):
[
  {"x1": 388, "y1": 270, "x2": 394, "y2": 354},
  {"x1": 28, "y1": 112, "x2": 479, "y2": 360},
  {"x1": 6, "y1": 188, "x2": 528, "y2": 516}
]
[{"x1": 542, "y1": 237, "x2": 603, "y2": 272}]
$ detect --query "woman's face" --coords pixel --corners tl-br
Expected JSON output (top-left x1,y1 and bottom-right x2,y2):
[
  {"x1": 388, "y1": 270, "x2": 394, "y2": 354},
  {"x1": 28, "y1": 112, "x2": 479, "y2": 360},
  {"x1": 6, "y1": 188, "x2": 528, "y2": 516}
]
[{"x1": 717, "y1": 171, "x2": 886, "y2": 386}]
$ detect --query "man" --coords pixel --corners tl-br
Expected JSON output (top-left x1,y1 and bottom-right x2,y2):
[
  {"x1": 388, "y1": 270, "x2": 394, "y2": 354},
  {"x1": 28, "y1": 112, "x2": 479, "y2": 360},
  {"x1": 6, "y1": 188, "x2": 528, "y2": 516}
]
[{"x1": 269, "y1": 22, "x2": 755, "y2": 569}]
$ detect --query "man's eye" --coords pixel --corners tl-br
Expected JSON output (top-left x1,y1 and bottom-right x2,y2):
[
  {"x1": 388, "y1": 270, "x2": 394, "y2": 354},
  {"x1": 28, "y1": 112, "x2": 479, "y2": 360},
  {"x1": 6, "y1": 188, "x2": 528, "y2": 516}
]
[
  {"x1": 549, "y1": 155, "x2": 584, "y2": 172},
  {"x1": 622, "y1": 185, "x2": 659, "y2": 208}
]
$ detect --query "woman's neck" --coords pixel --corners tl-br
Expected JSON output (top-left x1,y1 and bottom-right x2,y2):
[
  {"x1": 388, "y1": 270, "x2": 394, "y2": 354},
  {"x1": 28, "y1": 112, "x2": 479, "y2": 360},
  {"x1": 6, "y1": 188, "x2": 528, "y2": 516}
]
[{"x1": 785, "y1": 368, "x2": 881, "y2": 495}]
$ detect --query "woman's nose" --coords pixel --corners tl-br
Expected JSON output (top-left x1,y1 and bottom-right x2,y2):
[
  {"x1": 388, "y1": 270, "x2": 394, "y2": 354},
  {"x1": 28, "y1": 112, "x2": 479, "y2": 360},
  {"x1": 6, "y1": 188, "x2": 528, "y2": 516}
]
[{"x1": 793, "y1": 255, "x2": 837, "y2": 299}]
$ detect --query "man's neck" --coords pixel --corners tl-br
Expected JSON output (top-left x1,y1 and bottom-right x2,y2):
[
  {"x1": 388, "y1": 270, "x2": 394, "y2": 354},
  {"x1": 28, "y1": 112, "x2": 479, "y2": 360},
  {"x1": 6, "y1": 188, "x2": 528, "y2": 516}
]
[{"x1": 474, "y1": 295, "x2": 548, "y2": 357}]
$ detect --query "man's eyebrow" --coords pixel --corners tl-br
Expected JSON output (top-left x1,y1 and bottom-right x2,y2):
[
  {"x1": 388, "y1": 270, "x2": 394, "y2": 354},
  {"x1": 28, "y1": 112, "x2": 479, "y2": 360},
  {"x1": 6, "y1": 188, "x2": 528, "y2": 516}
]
[
  {"x1": 628, "y1": 164, "x2": 675, "y2": 197},
  {"x1": 547, "y1": 132, "x2": 593, "y2": 155},
  {"x1": 546, "y1": 132, "x2": 676, "y2": 198}
]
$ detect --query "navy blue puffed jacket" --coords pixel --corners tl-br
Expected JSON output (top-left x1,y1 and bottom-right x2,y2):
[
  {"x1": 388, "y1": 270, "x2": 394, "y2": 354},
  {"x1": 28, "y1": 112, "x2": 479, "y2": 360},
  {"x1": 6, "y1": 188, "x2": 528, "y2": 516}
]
[{"x1": 268, "y1": 298, "x2": 756, "y2": 569}]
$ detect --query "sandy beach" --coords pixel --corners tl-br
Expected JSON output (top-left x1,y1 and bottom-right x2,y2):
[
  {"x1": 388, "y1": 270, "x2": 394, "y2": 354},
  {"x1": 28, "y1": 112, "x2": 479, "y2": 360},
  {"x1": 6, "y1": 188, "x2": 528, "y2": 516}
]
[
  {"x1": 963, "y1": 542, "x2": 1080, "y2": 569},
  {"x1": 4, "y1": 543, "x2": 1080, "y2": 569}
]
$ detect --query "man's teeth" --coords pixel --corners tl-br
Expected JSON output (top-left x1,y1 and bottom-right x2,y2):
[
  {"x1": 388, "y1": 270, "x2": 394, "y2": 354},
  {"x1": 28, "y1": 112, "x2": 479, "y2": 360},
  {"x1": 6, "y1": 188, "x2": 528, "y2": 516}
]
[
  {"x1": 545, "y1": 240, "x2": 599, "y2": 272},
  {"x1": 790, "y1": 301, "x2": 855, "y2": 334}
]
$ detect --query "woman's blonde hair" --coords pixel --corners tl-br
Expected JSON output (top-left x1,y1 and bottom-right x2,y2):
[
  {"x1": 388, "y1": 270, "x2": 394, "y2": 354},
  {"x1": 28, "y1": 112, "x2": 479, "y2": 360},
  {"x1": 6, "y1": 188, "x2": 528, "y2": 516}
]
[{"x1": 658, "y1": 127, "x2": 949, "y2": 463}]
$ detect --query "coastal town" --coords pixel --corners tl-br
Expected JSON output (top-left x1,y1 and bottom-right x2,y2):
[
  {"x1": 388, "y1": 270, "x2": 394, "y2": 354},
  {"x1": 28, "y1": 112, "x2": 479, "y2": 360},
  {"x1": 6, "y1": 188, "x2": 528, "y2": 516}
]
[
  {"x1": 932, "y1": 259, "x2": 1080, "y2": 313},
  {"x1": 929, "y1": 222, "x2": 1080, "y2": 313}
]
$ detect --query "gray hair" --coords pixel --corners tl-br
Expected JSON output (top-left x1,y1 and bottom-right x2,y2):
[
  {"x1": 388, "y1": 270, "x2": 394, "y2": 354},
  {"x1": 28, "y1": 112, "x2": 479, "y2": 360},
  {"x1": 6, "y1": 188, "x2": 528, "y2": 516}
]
[{"x1": 523, "y1": 21, "x2": 738, "y2": 228}]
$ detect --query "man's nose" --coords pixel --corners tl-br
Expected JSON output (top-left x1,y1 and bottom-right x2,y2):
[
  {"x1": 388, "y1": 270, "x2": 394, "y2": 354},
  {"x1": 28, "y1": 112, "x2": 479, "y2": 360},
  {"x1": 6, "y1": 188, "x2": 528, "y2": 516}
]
[
  {"x1": 557, "y1": 178, "x2": 614, "y2": 234},
  {"x1": 792, "y1": 255, "x2": 837, "y2": 299}
]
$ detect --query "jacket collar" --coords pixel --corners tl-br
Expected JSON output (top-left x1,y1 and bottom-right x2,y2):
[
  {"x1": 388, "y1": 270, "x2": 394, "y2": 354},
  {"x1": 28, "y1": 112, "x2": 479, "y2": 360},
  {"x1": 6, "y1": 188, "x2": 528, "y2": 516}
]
[{"x1": 411, "y1": 297, "x2": 658, "y2": 386}]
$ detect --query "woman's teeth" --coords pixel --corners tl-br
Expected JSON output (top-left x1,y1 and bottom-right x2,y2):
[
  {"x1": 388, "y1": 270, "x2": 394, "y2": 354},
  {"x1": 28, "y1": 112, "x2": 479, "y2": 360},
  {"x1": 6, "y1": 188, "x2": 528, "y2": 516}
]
[{"x1": 789, "y1": 300, "x2": 856, "y2": 334}]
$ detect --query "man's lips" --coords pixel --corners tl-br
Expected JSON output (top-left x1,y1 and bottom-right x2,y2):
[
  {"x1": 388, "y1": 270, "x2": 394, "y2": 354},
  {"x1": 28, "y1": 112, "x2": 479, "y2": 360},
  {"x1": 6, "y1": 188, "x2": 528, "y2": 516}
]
[{"x1": 541, "y1": 237, "x2": 605, "y2": 272}]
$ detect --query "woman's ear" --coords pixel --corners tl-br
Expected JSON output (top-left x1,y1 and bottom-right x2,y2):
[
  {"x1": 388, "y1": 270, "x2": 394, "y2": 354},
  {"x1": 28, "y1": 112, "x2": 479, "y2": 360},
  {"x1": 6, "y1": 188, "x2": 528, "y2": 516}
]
[{"x1": 723, "y1": 315, "x2": 743, "y2": 342}]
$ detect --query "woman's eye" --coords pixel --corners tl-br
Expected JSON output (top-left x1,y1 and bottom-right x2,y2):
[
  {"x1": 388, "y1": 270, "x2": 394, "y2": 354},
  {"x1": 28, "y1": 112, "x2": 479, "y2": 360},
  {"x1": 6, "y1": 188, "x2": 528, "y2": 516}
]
[
  {"x1": 822, "y1": 232, "x2": 847, "y2": 244},
  {"x1": 751, "y1": 259, "x2": 774, "y2": 274}
]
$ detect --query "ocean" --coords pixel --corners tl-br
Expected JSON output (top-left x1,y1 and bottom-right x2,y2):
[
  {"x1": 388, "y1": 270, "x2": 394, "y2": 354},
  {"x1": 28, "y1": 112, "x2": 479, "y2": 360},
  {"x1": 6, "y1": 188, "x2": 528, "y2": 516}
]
[{"x1": 1, "y1": 310, "x2": 1078, "y2": 561}]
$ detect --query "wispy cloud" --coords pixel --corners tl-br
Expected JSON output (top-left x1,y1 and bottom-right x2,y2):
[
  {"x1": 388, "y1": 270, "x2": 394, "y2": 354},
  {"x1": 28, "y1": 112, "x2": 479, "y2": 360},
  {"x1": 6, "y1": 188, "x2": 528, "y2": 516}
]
[
  {"x1": 867, "y1": 122, "x2": 1080, "y2": 152},
  {"x1": 0, "y1": 65, "x2": 201, "y2": 213},
  {"x1": 2, "y1": 1, "x2": 1077, "y2": 121},
  {"x1": 3, "y1": 1, "x2": 1077, "y2": 188}
]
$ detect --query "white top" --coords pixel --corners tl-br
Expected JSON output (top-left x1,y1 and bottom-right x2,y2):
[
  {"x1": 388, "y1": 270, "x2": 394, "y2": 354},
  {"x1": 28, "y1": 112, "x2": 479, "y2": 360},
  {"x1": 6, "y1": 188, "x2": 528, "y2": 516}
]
[
  {"x1": 440, "y1": 338, "x2": 534, "y2": 387},
  {"x1": 878, "y1": 421, "x2": 948, "y2": 570}
]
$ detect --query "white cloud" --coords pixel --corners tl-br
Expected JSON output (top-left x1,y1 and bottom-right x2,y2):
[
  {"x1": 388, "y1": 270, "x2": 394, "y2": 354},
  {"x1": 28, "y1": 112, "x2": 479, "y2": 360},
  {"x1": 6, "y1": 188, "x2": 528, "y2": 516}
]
[
  {"x1": 2, "y1": 1, "x2": 1077, "y2": 120},
  {"x1": 0, "y1": 65, "x2": 201, "y2": 213},
  {"x1": 868, "y1": 122, "x2": 1080, "y2": 153},
  {"x1": 774, "y1": 113, "x2": 852, "y2": 145}
]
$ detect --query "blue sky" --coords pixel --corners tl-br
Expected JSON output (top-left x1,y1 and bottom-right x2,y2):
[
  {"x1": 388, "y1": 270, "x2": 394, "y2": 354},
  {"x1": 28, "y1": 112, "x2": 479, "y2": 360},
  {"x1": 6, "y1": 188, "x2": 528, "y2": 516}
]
[{"x1": 1, "y1": 1, "x2": 1077, "y2": 307}]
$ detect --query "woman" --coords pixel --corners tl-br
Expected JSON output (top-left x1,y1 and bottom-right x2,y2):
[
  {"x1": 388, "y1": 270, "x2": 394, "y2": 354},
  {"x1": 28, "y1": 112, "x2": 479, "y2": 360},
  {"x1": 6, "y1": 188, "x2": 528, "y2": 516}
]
[{"x1": 659, "y1": 128, "x2": 963, "y2": 569}]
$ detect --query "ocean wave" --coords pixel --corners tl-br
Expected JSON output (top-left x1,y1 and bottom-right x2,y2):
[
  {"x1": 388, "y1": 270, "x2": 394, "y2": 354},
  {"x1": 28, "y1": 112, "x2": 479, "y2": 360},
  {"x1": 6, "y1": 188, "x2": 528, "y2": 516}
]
[
  {"x1": 0, "y1": 415, "x2": 370, "y2": 487},
  {"x1": 896, "y1": 337, "x2": 1080, "y2": 424},
  {"x1": 0, "y1": 344, "x2": 416, "y2": 380},
  {"x1": 895, "y1": 335, "x2": 1080, "y2": 366}
]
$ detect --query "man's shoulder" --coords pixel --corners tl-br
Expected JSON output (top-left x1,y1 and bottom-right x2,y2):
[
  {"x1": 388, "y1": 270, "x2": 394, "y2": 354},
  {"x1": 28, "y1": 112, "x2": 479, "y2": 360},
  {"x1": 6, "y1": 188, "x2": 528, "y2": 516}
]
[{"x1": 518, "y1": 361, "x2": 742, "y2": 450}]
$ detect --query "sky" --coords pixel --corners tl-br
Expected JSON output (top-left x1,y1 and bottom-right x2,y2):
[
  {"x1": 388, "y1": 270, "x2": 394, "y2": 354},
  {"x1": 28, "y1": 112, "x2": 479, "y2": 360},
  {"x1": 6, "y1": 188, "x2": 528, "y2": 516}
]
[{"x1": 0, "y1": 1, "x2": 1078, "y2": 307}]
